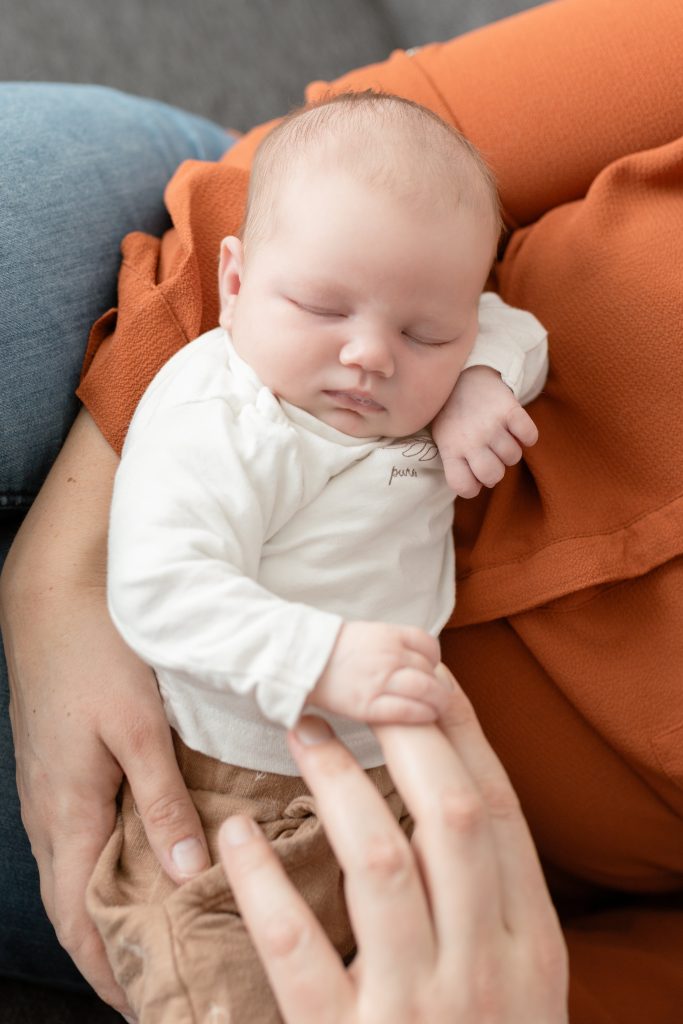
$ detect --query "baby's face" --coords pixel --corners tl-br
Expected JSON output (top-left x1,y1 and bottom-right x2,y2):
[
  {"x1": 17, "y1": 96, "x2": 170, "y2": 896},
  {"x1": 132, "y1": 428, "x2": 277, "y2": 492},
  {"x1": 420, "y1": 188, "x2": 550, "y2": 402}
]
[{"x1": 219, "y1": 169, "x2": 495, "y2": 438}]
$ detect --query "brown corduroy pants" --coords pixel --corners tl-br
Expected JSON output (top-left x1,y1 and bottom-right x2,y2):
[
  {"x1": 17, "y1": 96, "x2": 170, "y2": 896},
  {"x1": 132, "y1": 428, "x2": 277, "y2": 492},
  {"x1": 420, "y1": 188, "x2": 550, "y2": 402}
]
[{"x1": 87, "y1": 733, "x2": 409, "y2": 1024}]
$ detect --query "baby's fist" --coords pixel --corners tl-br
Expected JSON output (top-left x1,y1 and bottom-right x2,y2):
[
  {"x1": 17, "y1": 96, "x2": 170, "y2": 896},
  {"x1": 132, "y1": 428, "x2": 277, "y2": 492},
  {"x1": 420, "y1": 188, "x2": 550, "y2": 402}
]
[
  {"x1": 309, "y1": 622, "x2": 450, "y2": 724},
  {"x1": 433, "y1": 365, "x2": 539, "y2": 498}
]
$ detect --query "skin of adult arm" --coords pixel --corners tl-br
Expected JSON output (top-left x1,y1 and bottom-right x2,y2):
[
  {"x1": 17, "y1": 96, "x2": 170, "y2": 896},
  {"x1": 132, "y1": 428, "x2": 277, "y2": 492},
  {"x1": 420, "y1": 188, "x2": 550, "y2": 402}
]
[
  {"x1": 219, "y1": 672, "x2": 569, "y2": 1024},
  {"x1": 0, "y1": 408, "x2": 211, "y2": 1014}
]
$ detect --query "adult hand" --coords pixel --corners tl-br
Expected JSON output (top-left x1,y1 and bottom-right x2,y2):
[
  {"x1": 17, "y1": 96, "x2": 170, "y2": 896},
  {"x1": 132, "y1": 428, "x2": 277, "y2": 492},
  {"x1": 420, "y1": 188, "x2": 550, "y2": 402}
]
[
  {"x1": 0, "y1": 411, "x2": 210, "y2": 1015},
  {"x1": 220, "y1": 666, "x2": 568, "y2": 1024}
]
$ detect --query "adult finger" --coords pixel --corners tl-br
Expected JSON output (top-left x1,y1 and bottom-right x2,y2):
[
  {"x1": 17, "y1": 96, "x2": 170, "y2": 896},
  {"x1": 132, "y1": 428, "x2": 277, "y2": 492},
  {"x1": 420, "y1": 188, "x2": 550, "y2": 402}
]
[
  {"x1": 14, "y1": 714, "x2": 133, "y2": 1013},
  {"x1": 434, "y1": 666, "x2": 560, "y2": 935},
  {"x1": 110, "y1": 715, "x2": 210, "y2": 884},
  {"x1": 46, "y1": 819, "x2": 131, "y2": 1013},
  {"x1": 287, "y1": 718, "x2": 435, "y2": 1012},
  {"x1": 374, "y1": 719, "x2": 502, "y2": 959},
  {"x1": 506, "y1": 406, "x2": 539, "y2": 447},
  {"x1": 219, "y1": 815, "x2": 353, "y2": 1024},
  {"x1": 40, "y1": 861, "x2": 130, "y2": 1016}
]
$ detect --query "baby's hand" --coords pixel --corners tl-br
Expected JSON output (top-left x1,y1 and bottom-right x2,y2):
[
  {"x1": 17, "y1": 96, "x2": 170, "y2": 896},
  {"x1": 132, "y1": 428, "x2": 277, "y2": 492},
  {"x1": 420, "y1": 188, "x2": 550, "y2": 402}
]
[
  {"x1": 432, "y1": 365, "x2": 539, "y2": 498},
  {"x1": 308, "y1": 622, "x2": 449, "y2": 724}
]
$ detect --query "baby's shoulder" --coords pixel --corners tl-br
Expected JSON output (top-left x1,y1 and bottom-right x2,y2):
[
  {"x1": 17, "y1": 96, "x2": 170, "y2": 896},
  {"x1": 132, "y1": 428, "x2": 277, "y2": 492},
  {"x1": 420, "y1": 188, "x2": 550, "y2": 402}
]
[
  {"x1": 128, "y1": 328, "x2": 286, "y2": 439},
  {"x1": 137, "y1": 328, "x2": 238, "y2": 411}
]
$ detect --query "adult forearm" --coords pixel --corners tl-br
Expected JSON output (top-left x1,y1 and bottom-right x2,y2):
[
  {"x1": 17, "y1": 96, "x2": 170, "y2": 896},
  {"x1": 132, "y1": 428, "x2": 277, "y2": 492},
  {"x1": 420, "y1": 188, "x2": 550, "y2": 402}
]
[
  {"x1": 0, "y1": 409, "x2": 117, "y2": 605},
  {"x1": 0, "y1": 407, "x2": 211, "y2": 1013}
]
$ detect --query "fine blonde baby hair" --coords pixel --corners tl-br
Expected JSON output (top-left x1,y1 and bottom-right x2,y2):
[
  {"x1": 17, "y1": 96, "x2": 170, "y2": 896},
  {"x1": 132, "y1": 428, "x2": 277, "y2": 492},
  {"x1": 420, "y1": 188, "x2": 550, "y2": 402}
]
[{"x1": 240, "y1": 90, "x2": 502, "y2": 253}]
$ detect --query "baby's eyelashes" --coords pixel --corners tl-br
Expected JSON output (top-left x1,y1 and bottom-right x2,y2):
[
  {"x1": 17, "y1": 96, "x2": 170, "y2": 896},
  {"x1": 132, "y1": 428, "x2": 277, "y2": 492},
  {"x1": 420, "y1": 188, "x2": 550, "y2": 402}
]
[
  {"x1": 289, "y1": 297, "x2": 347, "y2": 318},
  {"x1": 402, "y1": 330, "x2": 461, "y2": 348}
]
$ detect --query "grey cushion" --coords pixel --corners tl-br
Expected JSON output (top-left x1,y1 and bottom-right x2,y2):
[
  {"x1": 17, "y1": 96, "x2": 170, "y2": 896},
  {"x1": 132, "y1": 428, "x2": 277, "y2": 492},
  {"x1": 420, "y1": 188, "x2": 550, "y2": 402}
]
[
  {"x1": 1, "y1": 0, "x2": 396, "y2": 129},
  {"x1": 379, "y1": 0, "x2": 545, "y2": 46},
  {"x1": 2, "y1": 0, "x2": 545, "y2": 129}
]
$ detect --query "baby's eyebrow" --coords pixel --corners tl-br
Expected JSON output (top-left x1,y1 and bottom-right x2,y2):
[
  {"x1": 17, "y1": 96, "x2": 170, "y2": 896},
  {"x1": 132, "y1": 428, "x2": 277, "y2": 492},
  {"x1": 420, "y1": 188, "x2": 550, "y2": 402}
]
[
  {"x1": 289, "y1": 276, "x2": 352, "y2": 302},
  {"x1": 410, "y1": 318, "x2": 466, "y2": 338}
]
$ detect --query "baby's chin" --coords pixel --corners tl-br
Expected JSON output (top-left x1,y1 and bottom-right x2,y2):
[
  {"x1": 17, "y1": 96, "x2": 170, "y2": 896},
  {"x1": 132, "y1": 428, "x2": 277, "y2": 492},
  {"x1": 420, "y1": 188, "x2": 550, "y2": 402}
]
[{"x1": 319, "y1": 408, "x2": 429, "y2": 440}]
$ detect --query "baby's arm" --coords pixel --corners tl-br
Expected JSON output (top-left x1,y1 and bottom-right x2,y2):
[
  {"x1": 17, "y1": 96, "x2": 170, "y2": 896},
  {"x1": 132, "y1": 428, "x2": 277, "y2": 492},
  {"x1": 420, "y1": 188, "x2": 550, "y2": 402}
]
[
  {"x1": 108, "y1": 396, "x2": 340, "y2": 730},
  {"x1": 433, "y1": 293, "x2": 548, "y2": 497}
]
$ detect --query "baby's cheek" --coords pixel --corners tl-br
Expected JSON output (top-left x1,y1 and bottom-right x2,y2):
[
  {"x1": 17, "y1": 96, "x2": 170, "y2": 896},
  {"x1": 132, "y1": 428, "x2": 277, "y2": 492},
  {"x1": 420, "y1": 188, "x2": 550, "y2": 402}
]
[
  {"x1": 398, "y1": 391, "x2": 446, "y2": 436},
  {"x1": 422, "y1": 367, "x2": 460, "y2": 416}
]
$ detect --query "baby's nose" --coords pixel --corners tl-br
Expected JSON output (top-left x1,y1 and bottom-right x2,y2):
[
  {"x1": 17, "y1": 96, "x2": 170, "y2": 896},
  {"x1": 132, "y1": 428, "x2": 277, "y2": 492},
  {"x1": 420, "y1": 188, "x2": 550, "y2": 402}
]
[{"x1": 339, "y1": 330, "x2": 395, "y2": 376}]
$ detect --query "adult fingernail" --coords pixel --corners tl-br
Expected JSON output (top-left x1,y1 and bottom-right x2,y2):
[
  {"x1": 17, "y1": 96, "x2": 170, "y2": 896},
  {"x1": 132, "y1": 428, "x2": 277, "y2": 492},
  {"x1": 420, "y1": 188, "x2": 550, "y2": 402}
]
[
  {"x1": 122, "y1": 1015, "x2": 138, "y2": 1023},
  {"x1": 171, "y1": 837, "x2": 208, "y2": 876},
  {"x1": 222, "y1": 815, "x2": 259, "y2": 846},
  {"x1": 294, "y1": 716, "x2": 333, "y2": 745}
]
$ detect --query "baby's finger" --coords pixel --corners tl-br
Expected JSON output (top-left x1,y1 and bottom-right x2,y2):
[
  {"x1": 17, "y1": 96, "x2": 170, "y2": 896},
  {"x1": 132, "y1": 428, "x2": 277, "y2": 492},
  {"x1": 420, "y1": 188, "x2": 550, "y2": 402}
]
[
  {"x1": 366, "y1": 694, "x2": 440, "y2": 724},
  {"x1": 506, "y1": 406, "x2": 539, "y2": 447},
  {"x1": 439, "y1": 455, "x2": 482, "y2": 497},
  {"x1": 219, "y1": 816, "x2": 353, "y2": 1024},
  {"x1": 397, "y1": 626, "x2": 441, "y2": 667},
  {"x1": 466, "y1": 448, "x2": 506, "y2": 488},
  {"x1": 386, "y1": 667, "x2": 453, "y2": 714},
  {"x1": 489, "y1": 431, "x2": 523, "y2": 467}
]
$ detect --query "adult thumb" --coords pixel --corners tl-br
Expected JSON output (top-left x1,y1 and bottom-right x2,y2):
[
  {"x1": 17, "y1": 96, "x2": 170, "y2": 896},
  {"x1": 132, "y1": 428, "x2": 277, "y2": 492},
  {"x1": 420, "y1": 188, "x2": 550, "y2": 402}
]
[{"x1": 122, "y1": 723, "x2": 210, "y2": 883}]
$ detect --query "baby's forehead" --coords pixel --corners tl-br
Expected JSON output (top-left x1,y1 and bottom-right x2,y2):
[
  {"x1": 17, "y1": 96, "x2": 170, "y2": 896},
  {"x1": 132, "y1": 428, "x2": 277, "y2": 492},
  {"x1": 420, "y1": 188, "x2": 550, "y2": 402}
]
[
  {"x1": 266, "y1": 143, "x2": 471, "y2": 220},
  {"x1": 264, "y1": 126, "x2": 451, "y2": 194}
]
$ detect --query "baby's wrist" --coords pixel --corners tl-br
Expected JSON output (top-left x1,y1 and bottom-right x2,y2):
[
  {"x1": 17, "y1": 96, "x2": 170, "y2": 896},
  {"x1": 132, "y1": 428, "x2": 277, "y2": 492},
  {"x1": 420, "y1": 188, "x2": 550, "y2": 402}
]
[
  {"x1": 461, "y1": 363, "x2": 500, "y2": 378},
  {"x1": 458, "y1": 364, "x2": 505, "y2": 390}
]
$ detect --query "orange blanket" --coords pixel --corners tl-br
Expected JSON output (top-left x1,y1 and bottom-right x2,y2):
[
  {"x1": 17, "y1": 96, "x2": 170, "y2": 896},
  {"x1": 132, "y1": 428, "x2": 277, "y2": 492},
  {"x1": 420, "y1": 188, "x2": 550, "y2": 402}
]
[{"x1": 78, "y1": 1, "x2": 683, "y2": 1019}]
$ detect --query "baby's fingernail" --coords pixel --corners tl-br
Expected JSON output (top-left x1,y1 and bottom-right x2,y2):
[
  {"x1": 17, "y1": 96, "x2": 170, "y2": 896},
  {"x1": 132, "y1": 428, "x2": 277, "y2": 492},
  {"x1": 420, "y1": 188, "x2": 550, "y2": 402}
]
[
  {"x1": 294, "y1": 716, "x2": 333, "y2": 746},
  {"x1": 435, "y1": 663, "x2": 455, "y2": 690},
  {"x1": 122, "y1": 1014, "x2": 138, "y2": 1023},
  {"x1": 222, "y1": 815, "x2": 260, "y2": 847},
  {"x1": 171, "y1": 837, "x2": 208, "y2": 876}
]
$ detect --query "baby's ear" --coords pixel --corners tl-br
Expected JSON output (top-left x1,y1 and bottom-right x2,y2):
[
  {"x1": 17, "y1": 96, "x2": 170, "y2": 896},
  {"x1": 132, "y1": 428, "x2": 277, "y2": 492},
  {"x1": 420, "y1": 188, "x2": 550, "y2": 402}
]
[{"x1": 218, "y1": 236, "x2": 243, "y2": 330}]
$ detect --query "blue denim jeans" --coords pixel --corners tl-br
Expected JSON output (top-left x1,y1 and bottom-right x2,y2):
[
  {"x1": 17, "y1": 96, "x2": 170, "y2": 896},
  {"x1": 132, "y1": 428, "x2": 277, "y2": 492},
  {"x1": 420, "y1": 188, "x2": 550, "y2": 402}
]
[{"x1": 0, "y1": 83, "x2": 234, "y2": 989}]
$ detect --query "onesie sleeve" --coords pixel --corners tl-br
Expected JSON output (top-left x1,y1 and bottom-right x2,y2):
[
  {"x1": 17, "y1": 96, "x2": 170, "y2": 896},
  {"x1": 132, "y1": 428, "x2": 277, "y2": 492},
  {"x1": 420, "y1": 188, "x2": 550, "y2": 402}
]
[
  {"x1": 463, "y1": 292, "x2": 548, "y2": 406},
  {"x1": 107, "y1": 396, "x2": 343, "y2": 729}
]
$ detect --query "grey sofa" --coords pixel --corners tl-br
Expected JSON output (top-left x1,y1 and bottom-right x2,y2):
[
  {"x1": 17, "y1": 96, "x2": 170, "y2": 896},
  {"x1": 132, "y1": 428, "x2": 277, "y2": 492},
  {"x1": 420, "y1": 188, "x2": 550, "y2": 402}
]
[{"x1": 1, "y1": 1, "x2": 541, "y2": 1020}]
